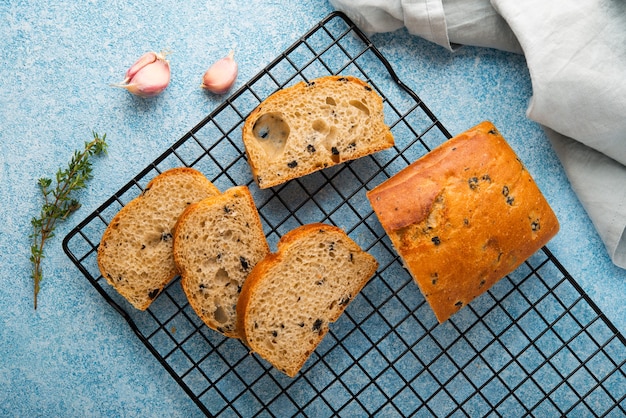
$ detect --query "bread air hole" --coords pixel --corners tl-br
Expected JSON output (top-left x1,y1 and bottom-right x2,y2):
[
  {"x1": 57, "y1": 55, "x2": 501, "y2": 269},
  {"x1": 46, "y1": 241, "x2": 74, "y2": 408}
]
[
  {"x1": 349, "y1": 99, "x2": 370, "y2": 116},
  {"x1": 321, "y1": 126, "x2": 339, "y2": 161},
  {"x1": 213, "y1": 304, "x2": 229, "y2": 324},
  {"x1": 312, "y1": 119, "x2": 328, "y2": 133},
  {"x1": 215, "y1": 267, "x2": 229, "y2": 284},
  {"x1": 252, "y1": 112, "x2": 289, "y2": 160}
]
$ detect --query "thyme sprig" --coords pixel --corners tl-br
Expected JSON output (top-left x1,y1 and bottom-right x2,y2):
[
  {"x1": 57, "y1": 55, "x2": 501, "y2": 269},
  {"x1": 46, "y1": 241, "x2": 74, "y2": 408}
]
[{"x1": 30, "y1": 132, "x2": 108, "y2": 309}]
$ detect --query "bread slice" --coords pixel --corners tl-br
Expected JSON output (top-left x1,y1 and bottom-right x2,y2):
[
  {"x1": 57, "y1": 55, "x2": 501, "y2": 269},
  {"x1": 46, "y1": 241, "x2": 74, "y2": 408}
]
[
  {"x1": 236, "y1": 223, "x2": 379, "y2": 377},
  {"x1": 97, "y1": 167, "x2": 220, "y2": 310},
  {"x1": 173, "y1": 186, "x2": 269, "y2": 338},
  {"x1": 367, "y1": 121, "x2": 559, "y2": 323},
  {"x1": 242, "y1": 75, "x2": 394, "y2": 189}
]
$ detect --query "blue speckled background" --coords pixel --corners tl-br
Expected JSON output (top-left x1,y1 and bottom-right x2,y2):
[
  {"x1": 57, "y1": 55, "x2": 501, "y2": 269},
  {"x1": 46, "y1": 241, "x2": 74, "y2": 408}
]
[{"x1": 1, "y1": 1, "x2": 624, "y2": 416}]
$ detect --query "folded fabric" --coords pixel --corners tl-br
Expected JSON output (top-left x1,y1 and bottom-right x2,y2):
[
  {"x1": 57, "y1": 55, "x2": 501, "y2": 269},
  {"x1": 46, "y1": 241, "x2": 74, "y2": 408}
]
[
  {"x1": 492, "y1": 0, "x2": 626, "y2": 166},
  {"x1": 330, "y1": 0, "x2": 626, "y2": 269},
  {"x1": 547, "y1": 128, "x2": 626, "y2": 268},
  {"x1": 329, "y1": 0, "x2": 522, "y2": 52}
]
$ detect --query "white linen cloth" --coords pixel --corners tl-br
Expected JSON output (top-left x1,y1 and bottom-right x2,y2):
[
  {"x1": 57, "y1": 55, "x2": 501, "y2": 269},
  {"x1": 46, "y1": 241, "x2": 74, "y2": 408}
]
[{"x1": 331, "y1": 0, "x2": 626, "y2": 269}]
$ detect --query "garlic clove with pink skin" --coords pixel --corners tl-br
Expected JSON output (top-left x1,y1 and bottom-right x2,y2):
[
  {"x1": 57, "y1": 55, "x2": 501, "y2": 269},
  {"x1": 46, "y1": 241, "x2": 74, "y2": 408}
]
[
  {"x1": 201, "y1": 51, "x2": 238, "y2": 94},
  {"x1": 114, "y1": 51, "x2": 170, "y2": 97}
]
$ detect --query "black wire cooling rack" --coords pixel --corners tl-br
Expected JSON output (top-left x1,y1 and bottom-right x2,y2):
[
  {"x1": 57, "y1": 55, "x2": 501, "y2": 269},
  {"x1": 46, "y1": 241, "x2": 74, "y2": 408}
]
[{"x1": 63, "y1": 12, "x2": 626, "y2": 417}]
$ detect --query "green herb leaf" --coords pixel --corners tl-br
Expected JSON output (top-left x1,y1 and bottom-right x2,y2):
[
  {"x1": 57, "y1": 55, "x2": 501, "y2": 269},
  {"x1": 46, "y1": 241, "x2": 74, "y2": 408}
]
[{"x1": 31, "y1": 131, "x2": 108, "y2": 309}]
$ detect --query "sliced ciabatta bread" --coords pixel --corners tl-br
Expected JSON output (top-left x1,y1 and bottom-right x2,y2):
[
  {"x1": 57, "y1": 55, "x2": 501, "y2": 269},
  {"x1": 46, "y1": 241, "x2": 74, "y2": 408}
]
[
  {"x1": 97, "y1": 167, "x2": 220, "y2": 310},
  {"x1": 173, "y1": 186, "x2": 269, "y2": 338},
  {"x1": 242, "y1": 75, "x2": 394, "y2": 189},
  {"x1": 236, "y1": 223, "x2": 379, "y2": 377}
]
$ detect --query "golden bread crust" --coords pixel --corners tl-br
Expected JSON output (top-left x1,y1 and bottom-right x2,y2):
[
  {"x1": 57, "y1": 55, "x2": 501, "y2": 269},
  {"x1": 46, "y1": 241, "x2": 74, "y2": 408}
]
[{"x1": 367, "y1": 121, "x2": 559, "y2": 322}]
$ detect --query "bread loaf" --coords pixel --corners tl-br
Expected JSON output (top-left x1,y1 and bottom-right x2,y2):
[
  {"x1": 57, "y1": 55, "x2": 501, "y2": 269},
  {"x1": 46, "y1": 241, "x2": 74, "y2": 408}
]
[
  {"x1": 367, "y1": 121, "x2": 559, "y2": 323},
  {"x1": 236, "y1": 223, "x2": 379, "y2": 377},
  {"x1": 97, "y1": 167, "x2": 221, "y2": 310},
  {"x1": 173, "y1": 186, "x2": 269, "y2": 338},
  {"x1": 242, "y1": 75, "x2": 394, "y2": 189}
]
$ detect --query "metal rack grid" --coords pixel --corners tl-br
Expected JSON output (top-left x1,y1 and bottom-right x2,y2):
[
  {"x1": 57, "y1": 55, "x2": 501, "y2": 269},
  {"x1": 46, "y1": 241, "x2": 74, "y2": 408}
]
[{"x1": 63, "y1": 12, "x2": 626, "y2": 417}]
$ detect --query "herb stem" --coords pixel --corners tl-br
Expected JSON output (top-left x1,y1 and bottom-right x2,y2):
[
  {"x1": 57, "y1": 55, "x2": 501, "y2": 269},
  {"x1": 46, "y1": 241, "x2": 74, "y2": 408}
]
[{"x1": 30, "y1": 132, "x2": 108, "y2": 309}]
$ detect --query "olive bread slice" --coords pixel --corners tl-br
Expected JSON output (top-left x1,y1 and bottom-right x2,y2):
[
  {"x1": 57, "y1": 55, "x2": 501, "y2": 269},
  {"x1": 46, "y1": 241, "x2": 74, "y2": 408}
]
[
  {"x1": 173, "y1": 186, "x2": 269, "y2": 338},
  {"x1": 97, "y1": 167, "x2": 220, "y2": 310},
  {"x1": 237, "y1": 223, "x2": 378, "y2": 377},
  {"x1": 242, "y1": 75, "x2": 394, "y2": 189}
]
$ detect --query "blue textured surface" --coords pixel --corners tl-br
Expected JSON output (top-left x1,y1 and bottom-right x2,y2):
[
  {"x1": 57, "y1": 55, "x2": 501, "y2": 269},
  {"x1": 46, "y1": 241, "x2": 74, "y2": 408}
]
[{"x1": 1, "y1": 1, "x2": 624, "y2": 417}]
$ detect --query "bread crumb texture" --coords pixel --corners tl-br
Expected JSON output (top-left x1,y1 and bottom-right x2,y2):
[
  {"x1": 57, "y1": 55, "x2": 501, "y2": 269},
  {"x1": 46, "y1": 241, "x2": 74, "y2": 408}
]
[
  {"x1": 367, "y1": 121, "x2": 559, "y2": 323},
  {"x1": 237, "y1": 223, "x2": 378, "y2": 377},
  {"x1": 242, "y1": 75, "x2": 394, "y2": 188},
  {"x1": 173, "y1": 186, "x2": 269, "y2": 338},
  {"x1": 97, "y1": 168, "x2": 220, "y2": 310}
]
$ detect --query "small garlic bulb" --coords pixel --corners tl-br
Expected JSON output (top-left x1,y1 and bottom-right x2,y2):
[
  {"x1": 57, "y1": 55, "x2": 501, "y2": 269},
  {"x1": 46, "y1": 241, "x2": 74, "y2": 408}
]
[
  {"x1": 201, "y1": 51, "x2": 238, "y2": 94},
  {"x1": 114, "y1": 51, "x2": 170, "y2": 97}
]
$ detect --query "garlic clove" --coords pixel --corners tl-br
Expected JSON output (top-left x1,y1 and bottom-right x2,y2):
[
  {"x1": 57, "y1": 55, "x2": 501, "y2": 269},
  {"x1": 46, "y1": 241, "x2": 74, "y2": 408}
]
[
  {"x1": 201, "y1": 51, "x2": 238, "y2": 94},
  {"x1": 114, "y1": 51, "x2": 170, "y2": 97},
  {"x1": 124, "y1": 56, "x2": 170, "y2": 97},
  {"x1": 124, "y1": 51, "x2": 158, "y2": 83}
]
